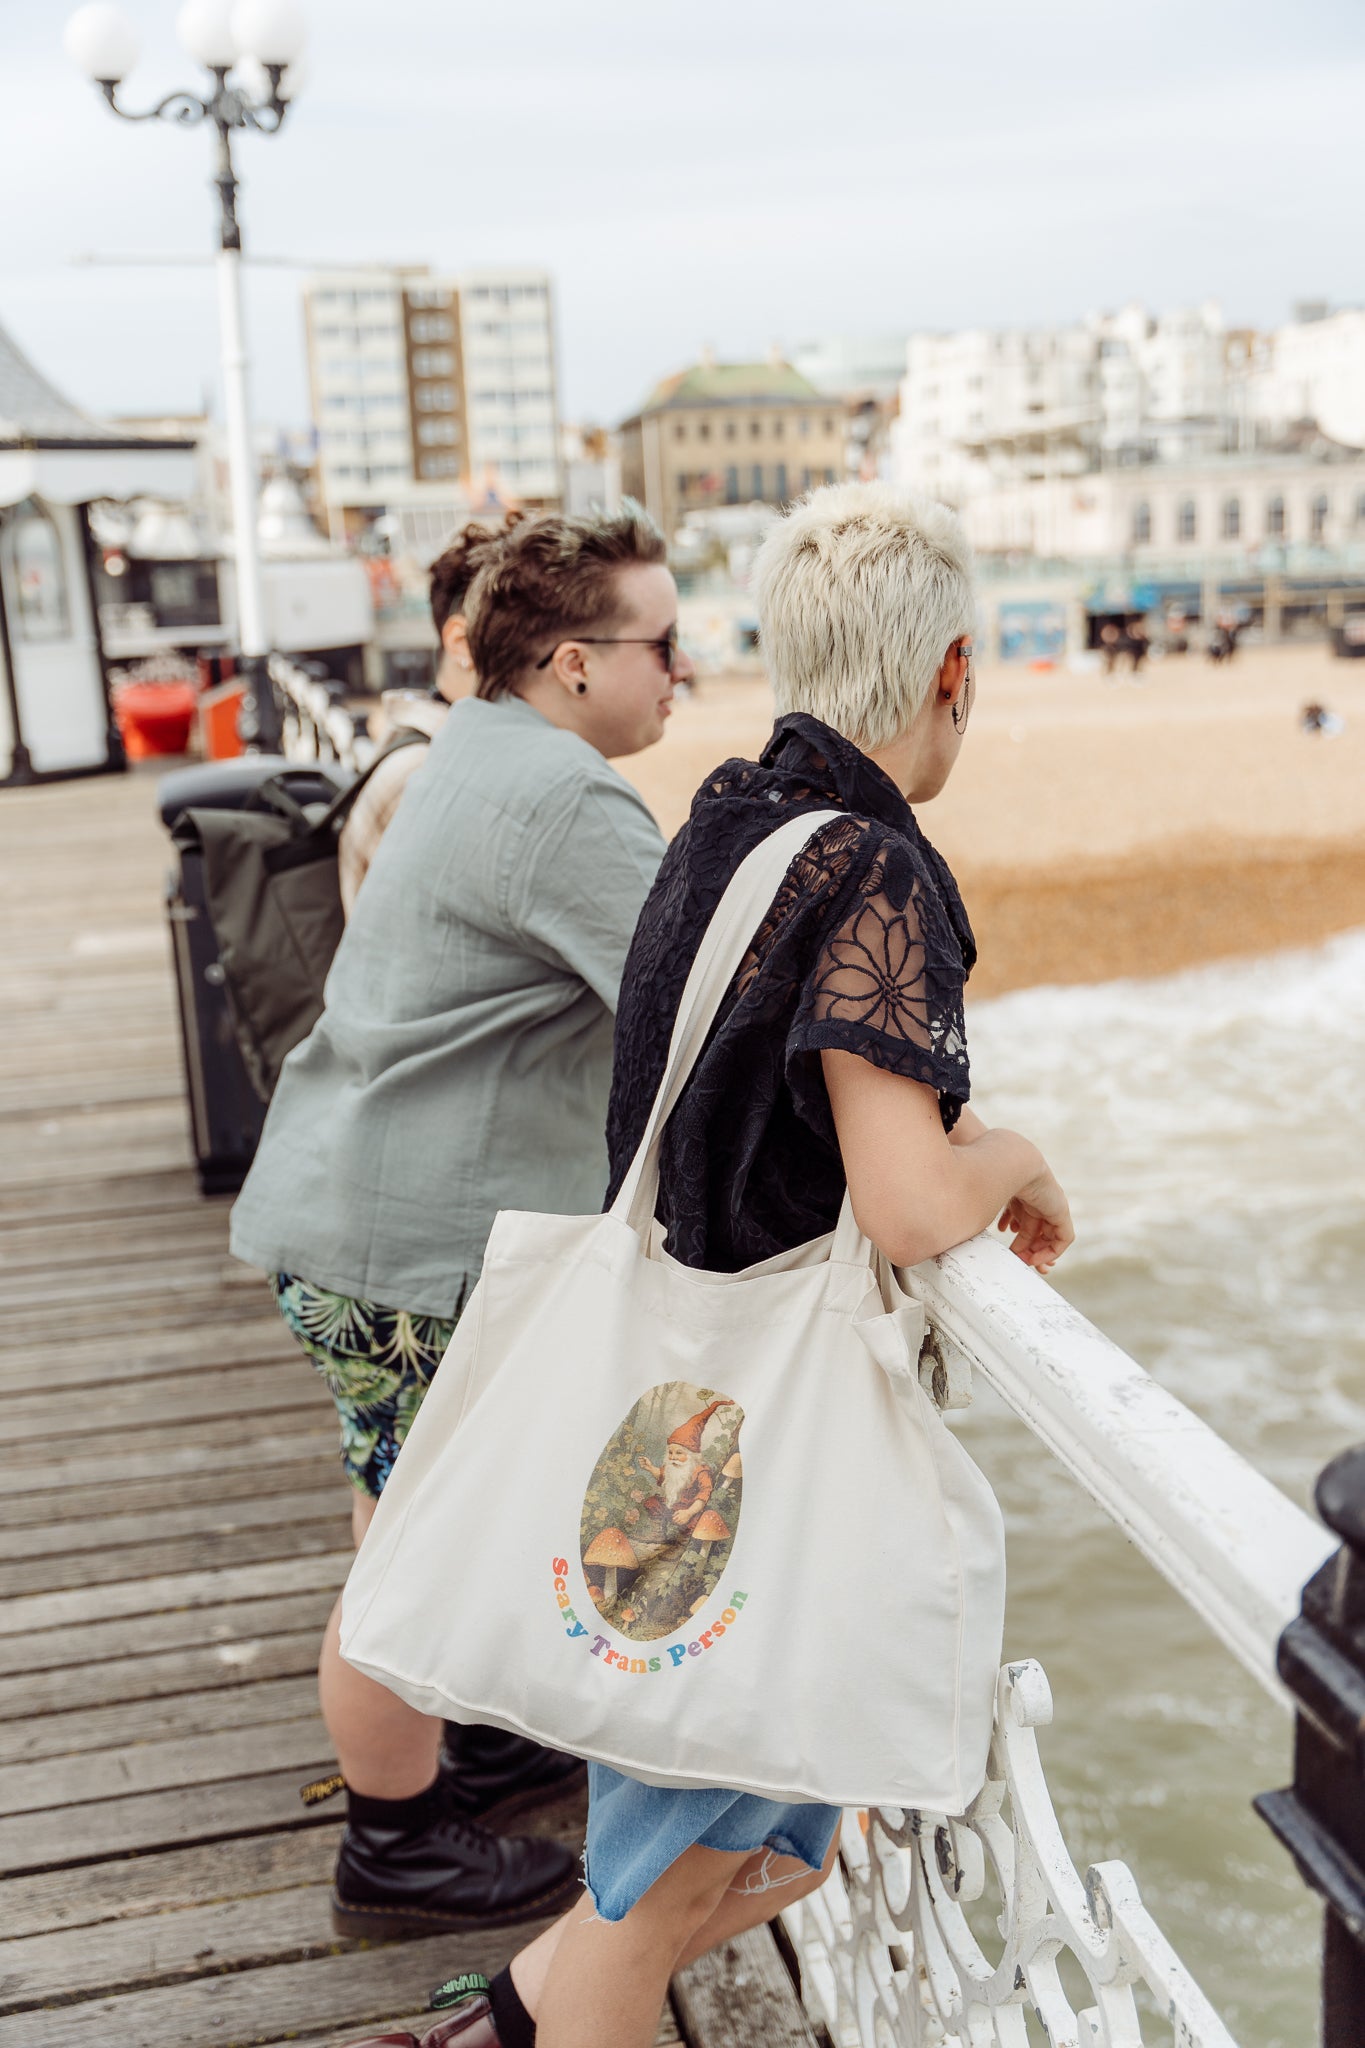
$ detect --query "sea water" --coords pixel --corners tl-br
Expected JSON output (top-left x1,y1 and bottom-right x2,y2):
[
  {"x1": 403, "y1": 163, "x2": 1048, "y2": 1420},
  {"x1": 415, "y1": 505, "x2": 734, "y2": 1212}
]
[{"x1": 960, "y1": 927, "x2": 1365, "y2": 2048}]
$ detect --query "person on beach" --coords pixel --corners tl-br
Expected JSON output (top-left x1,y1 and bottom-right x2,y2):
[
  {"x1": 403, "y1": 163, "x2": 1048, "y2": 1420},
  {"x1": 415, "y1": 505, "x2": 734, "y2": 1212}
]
[
  {"x1": 352, "y1": 482, "x2": 1073, "y2": 2048},
  {"x1": 338, "y1": 514, "x2": 522, "y2": 915},
  {"x1": 229, "y1": 506, "x2": 689, "y2": 1941}
]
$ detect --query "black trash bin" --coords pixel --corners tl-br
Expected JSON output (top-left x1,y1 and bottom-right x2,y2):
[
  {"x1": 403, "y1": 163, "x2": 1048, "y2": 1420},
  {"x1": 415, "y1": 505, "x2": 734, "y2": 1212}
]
[{"x1": 158, "y1": 757, "x2": 347, "y2": 1196}]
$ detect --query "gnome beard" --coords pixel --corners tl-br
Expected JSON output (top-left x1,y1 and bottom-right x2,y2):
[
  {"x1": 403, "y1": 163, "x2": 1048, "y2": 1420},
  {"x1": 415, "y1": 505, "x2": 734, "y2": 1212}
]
[{"x1": 661, "y1": 1446, "x2": 699, "y2": 1509}]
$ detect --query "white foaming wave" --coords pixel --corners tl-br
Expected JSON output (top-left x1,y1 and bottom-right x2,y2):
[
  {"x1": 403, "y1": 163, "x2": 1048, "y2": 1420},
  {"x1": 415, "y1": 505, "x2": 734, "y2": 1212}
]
[{"x1": 967, "y1": 925, "x2": 1365, "y2": 1244}]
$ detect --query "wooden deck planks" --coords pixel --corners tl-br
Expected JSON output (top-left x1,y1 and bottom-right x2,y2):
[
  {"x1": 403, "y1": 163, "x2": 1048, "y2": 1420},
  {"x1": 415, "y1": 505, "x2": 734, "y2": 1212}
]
[{"x1": 0, "y1": 769, "x2": 806, "y2": 2048}]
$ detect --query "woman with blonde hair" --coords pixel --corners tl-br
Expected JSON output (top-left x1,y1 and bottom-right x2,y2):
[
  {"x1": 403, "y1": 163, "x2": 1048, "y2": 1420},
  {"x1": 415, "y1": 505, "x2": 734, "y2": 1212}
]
[{"x1": 348, "y1": 482, "x2": 1072, "y2": 2048}]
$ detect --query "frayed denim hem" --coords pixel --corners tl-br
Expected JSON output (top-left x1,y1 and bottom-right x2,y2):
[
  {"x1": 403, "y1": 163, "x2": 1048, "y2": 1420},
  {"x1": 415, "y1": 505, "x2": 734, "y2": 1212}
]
[{"x1": 584, "y1": 1823, "x2": 834, "y2": 1925}]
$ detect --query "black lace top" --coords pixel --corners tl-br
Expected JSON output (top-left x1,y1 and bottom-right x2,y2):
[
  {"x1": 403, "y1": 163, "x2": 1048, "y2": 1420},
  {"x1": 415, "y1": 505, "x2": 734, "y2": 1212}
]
[{"x1": 605, "y1": 713, "x2": 975, "y2": 1271}]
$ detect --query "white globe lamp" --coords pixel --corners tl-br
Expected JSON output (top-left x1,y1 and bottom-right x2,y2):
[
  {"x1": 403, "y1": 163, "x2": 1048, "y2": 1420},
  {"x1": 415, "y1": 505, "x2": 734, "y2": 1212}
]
[
  {"x1": 175, "y1": 0, "x2": 240, "y2": 69},
  {"x1": 231, "y1": 0, "x2": 308, "y2": 67},
  {"x1": 63, "y1": 3, "x2": 140, "y2": 83}
]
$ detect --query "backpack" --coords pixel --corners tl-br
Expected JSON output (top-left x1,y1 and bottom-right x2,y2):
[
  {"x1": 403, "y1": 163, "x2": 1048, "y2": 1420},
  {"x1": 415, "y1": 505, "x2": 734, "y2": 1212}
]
[{"x1": 170, "y1": 730, "x2": 429, "y2": 1103}]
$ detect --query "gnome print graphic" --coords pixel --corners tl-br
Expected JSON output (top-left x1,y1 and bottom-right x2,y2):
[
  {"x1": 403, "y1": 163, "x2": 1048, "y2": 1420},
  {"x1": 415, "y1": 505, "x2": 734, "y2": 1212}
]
[{"x1": 578, "y1": 1385, "x2": 744, "y2": 1645}]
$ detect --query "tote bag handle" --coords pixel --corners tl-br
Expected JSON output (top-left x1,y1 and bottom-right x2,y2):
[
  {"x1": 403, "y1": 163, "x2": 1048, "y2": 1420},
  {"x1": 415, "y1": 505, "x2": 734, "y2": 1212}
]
[{"x1": 610, "y1": 809, "x2": 846, "y2": 1240}]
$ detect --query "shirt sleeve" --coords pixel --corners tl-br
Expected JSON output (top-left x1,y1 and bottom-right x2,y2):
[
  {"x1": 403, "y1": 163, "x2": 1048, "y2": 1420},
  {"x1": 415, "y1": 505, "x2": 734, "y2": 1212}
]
[
  {"x1": 509, "y1": 772, "x2": 666, "y2": 1014},
  {"x1": 786, "y1": 832, "x2": 970, "y2": 1128}
]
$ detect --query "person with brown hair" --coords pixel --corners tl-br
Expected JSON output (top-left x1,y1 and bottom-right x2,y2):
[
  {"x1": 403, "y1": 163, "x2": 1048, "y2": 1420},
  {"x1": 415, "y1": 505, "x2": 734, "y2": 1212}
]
[
  {"x1": 338, "y1": 514, "x2": 522, "y2": 914},
  {"x1": 231, "y1": 503, "x2": 690, "y2": 1941}
]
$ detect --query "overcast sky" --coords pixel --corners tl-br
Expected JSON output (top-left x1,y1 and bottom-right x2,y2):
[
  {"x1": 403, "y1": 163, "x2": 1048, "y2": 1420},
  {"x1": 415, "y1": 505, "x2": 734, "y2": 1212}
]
[{"x1": 3, "y1": 0, "x2": 1363, "y2": 432}]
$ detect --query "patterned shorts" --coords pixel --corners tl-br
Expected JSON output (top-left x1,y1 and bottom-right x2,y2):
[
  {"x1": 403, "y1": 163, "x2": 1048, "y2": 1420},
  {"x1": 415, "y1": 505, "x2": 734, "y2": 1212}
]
[{"x1": 270, "y1": 1272, "x2": 460, "y2": 1497}]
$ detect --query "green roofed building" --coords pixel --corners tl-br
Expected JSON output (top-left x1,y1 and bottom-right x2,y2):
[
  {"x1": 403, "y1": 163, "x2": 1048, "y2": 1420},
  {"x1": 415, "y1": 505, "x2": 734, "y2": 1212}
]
[{"x1": 618, "y1": 351, "x2": 846, "y2": 539}]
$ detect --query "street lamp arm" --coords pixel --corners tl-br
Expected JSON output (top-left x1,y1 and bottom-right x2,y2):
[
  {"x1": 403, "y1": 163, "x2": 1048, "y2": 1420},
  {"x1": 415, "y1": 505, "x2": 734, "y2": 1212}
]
[
  {"x1": 98, "y1": 81, "x2": 212, "y2": 126},
  {"x1": 96, "y1": 70, "x2": 293, "y2": 134}
]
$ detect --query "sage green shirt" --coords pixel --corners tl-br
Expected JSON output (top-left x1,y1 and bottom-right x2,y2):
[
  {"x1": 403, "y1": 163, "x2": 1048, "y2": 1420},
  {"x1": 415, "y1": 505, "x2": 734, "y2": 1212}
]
[{"x1": 229, "y1": 694, "x2": 666, "y2": 1315}]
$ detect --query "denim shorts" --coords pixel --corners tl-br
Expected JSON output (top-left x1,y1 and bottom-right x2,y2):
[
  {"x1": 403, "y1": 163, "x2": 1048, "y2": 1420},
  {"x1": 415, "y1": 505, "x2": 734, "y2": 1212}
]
[
  {"x1": 269, "y1": 1271, "x2": 460, "y2": 1497},
  {"x1": 583, "y1": 1762, "x2": 840, "y2": 1923}
]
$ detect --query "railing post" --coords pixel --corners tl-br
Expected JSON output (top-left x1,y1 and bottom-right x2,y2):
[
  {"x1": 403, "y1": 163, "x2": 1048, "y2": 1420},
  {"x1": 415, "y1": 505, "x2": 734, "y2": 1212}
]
[{"x1": 1255, "y1": 1444, "x2": 1365, "y2": 2048}]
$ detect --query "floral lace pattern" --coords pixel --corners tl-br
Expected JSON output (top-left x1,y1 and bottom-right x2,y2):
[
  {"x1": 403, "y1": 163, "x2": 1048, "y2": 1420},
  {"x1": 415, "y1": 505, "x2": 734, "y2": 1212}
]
[{"x1": 606, "y1": 714, "x2": 974, "y2": 1273}]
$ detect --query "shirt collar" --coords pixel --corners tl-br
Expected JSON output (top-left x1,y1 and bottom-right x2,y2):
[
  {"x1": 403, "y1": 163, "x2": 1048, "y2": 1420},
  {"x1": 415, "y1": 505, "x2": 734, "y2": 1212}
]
[{"x1": 758, "y1": 713, "x2": 913, "y2": 832}]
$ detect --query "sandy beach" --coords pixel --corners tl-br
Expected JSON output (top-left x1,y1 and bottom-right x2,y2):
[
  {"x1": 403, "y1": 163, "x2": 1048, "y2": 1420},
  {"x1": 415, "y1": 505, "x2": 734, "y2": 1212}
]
[{"x1": 616, "y1": 642, "x2": 1365, "y2": 997}]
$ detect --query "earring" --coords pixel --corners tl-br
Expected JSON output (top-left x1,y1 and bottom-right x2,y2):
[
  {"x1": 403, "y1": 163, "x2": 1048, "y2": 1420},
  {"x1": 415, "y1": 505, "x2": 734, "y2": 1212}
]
[
  {"x1": 575, "y1": 681, "x2": 588, "y2": 696},
  {"x1": 951, "y1": 694, "x2": 968, "y2": 734}
]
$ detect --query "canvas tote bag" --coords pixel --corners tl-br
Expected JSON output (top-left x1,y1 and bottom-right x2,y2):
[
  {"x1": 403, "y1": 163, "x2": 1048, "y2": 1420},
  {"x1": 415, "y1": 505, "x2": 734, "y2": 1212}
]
[{"x1": 341, "y1": 809, "x2": 1006, "y2": 1810}]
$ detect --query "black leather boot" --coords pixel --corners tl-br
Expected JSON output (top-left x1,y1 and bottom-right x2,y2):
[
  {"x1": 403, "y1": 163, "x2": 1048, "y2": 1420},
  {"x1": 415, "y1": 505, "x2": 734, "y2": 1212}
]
[
  {"x1": 441, "y1": 1722, "x2": 585, "y2": 1827},
  {"x1": 332, "y1": 1774, "x2": 580, "y2": 1938}
]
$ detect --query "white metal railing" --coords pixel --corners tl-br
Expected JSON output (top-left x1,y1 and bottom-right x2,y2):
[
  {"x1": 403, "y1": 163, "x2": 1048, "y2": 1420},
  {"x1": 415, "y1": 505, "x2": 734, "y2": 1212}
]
[
  {"x1": 268, "y1": 652, "x2": 374, "y2": 774},
  {"x1": 783, "y1": 1233, "x2": 1334, "y2": 2047}
]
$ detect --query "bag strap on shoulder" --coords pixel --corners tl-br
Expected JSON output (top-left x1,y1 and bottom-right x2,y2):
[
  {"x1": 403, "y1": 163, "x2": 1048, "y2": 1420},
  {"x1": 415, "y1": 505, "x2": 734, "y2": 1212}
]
[
  {"x1": 252, "y1": 727, "x2": 431, "y2": 840},
  {"x1": 611, "y1": 808, "x2": 843, "y2": 1236}
]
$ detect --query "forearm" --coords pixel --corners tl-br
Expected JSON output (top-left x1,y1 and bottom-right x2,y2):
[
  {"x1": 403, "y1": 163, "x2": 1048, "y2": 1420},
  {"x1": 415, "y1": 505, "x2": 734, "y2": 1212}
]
[{"x1": 875, "y1": 1127, "x2": 1043, "y2": 1268}]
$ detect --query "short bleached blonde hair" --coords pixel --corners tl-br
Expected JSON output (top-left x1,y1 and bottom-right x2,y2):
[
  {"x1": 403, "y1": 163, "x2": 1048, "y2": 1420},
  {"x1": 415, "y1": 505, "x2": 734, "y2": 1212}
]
[{"x1": 751, "y1": 482, "x2": 977, "y2": 752}]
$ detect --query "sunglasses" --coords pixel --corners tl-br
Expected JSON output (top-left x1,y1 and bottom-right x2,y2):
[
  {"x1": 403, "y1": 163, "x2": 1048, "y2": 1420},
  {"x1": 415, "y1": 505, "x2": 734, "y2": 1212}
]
[{"x1": 535, "y1": 624, "x2": 679, "y2": 674}]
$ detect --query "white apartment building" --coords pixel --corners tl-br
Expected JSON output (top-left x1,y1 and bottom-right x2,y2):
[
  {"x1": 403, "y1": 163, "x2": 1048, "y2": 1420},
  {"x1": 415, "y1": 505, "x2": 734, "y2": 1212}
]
[
  {"x1": 966, "y1": 445, "x2": 1365, "y2": 561},
  {"x1": 1252, "y1": 305, "x2": 1365, "y2": 449},
  {"x1": 457, "y1": 268, "x2": 560, "y2": 503},
  {"x1": 304, "y1": 266, "x2": 560, "y2": 519},
  {"x1": 896, "y1": 302, "x2": 1232, "y2": 511},
  {"x1": 305, "y1": 269, "x2": 416, "y2": 508}
]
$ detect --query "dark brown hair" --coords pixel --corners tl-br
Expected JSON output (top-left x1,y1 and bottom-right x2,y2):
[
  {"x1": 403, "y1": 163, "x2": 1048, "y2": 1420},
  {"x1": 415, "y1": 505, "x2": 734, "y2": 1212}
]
[
  {"x1": 464, "y1": 504, "x2": 666, "y2": 699},
  {"x1": 428, "y1": 511, "x2": 525, "y2": 638}
]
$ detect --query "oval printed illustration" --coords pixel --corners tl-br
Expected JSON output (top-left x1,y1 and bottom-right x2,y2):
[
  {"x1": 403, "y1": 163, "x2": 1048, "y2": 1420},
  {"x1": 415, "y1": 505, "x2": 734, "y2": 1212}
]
[{"x1": 579, "y1": 1382, "x2": 743, "y2": 1643}]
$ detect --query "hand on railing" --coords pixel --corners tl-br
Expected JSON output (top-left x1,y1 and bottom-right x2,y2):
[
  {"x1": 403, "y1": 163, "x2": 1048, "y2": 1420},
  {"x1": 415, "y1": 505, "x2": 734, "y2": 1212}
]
[{"x1": 996, "y1": 1163, "x2": 1074, "y2": 1275}]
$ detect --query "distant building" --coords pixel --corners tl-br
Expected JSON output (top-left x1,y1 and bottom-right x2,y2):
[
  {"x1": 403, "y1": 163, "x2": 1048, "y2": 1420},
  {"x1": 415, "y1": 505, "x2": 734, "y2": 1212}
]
[
  {"x1": 964, "y1": 433, "x2": 1365, "y2": 562},
  {"x1": 896, "y1": 303, "x2": 1235, "y2": 507},
  {"x1": 791, "y1": 335, "x2": 906, "y2": 482},
  {"x1": 1251, "y1": 305, "x2": 1365, "y2": 449},
  {"x1": 618, "y1": 354, "x2": 845, "y2": 540},
  {"x1": 303, "y1": 266, "x2": 560, "y2": 525}
]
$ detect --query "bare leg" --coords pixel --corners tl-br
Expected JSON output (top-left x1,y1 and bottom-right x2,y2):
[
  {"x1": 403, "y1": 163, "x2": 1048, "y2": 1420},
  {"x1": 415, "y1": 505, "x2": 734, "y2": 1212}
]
[
  {"x1": 506, "y1": 1833, "x2": 838, "y2": 2048},
  {"x1": 318, "y1": 1489, "x2": 444, "y2": 1799},
  {"x1": 675, "y1": 1831, "x2": 840, "y2": 1967},
  {"x1": 523, "y1": 1843, "x2": 753, "y2": 2048}
]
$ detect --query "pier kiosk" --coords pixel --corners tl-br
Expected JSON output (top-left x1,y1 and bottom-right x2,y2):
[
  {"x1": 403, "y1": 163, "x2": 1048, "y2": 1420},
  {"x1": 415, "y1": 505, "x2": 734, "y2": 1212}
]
[{"x1": 0, "y1": 317, "x2": 194, "y2": 785}]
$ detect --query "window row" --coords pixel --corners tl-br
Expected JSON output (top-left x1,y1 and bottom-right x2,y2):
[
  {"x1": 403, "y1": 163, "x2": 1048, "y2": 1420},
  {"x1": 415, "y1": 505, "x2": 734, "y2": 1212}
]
[
  {"x1": 470, "y1": 388, "x2": 555, "y2": 406},
  {"x1": 467, "y1": 284, "x2": 547, "y2": 305},
  {"x1": 409, "y1": 315, "x2": 453, "y2": 344},
  {"x1": 672, "y1": 413, "x2": 836, "y2": 445},
  {"x1": 313, "y1": 288, "x2": 395, "y2": 312},
  {"x1": 322, "y1": 393, "x2": 406, "y2": 415},
  {"x1": 676, "y1": 464, "x2": 837, "y2": 503},
  {"x1": 317, "y1": 356, "x2": 405, "y2": 381},
  {"x1": 414, "y1": 384, "x2": 457, "y2": 412},
  {"x1": 1130, "y1": 492, "x2": 1352, "y2": 545},
  {"x1": 411, "y1": 348, "x2": 454, "y2": 377},
  {"x1": 327, "y1": 462, "x2": 410, "y2": 483},
  {"x1": 314, "y1": 322, "x2": 401, "y2": 346}
]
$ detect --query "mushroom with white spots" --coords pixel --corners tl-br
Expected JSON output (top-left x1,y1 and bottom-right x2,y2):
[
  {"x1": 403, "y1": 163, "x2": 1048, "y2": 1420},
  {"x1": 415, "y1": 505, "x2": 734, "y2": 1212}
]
[
  {"x1": 583, "y1": 1526, "x2": 639, "y2": 1603},
  {"x1": 690, "y1": 1507, "x2": 731, "y2": 1560}
]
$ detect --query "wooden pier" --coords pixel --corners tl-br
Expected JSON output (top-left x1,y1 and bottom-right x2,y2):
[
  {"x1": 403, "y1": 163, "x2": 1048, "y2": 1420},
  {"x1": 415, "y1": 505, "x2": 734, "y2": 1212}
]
[{"x1": 0, "y1": 769, "x2": 815, "y2": 2047}]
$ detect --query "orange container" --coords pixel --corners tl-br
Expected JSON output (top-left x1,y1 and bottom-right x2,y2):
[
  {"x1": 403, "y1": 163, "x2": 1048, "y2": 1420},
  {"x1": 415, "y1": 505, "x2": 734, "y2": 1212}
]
[{"x1": 199, "y1": 680, "x2": 246, "y2": 759}]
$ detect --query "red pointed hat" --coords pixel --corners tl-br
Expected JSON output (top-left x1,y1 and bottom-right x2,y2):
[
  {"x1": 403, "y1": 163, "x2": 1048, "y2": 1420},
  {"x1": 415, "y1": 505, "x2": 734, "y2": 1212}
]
[{"x1": 667, "y1": 1399, "x2": 727, "y2": 1452}]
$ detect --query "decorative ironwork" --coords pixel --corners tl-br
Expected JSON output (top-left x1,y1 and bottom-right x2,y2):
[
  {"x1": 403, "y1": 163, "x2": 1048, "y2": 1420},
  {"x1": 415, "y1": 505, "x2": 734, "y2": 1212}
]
[
  {"x1": 784, "y1": 1660, "x2": 1239, "y2": 2046},
  {"x1": 95, "y1": 66, "x2": 293, "y2": 251}
]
